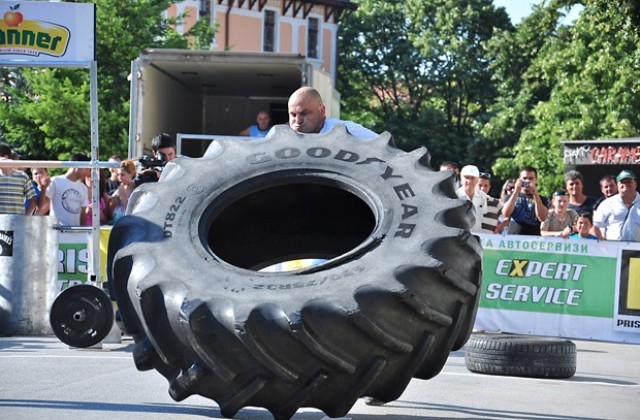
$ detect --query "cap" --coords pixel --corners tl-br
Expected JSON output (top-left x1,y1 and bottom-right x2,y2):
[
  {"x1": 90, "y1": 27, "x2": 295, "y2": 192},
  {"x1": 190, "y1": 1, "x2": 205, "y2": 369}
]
[
  {"x1": 460, "y1": 165, "x2": 480, "y2": 178},
  {"x1": 616, "y1": 170, "x2": 636, "y2": 182}
]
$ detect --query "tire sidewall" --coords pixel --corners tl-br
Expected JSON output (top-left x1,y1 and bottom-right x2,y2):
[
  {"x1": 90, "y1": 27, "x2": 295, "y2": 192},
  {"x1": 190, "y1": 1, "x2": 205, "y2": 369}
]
[{"x1": 126, "y1": 128, "x2": 454, "y2": 309}]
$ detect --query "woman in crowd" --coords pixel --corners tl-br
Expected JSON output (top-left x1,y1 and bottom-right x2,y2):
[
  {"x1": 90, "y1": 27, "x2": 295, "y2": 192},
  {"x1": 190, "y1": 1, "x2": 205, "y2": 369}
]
[
  {"x1": 85, "y1": 169, "x2": 111, "y2": 225},
  {"x1": 109, "y1": 159, "x2": 136, "y2": 224}
]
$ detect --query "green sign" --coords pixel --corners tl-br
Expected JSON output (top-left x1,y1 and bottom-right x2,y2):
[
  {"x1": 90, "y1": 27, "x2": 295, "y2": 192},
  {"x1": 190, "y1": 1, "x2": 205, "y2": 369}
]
[{"x1": 480, "y1": 247, "x2": 617, "y2": 318}]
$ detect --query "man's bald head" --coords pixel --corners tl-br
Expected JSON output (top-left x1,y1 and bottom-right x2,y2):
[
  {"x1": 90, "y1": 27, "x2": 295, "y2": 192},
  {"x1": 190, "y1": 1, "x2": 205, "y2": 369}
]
[
  {"x1": 256, "y1": 111, "x2": 271, "y2": 131},
  {"x1": 288, "y1": 87, "x2": 326, "y2": 133}
]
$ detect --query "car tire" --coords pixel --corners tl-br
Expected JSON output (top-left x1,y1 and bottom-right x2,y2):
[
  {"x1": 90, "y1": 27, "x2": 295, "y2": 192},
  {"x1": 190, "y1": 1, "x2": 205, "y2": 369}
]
[
  {"x1": 107, "y1": 125, "x2": 483, "y2": 418},
  {"x1": 464, "y1": 333, "x2": 577, "y2": 379}
]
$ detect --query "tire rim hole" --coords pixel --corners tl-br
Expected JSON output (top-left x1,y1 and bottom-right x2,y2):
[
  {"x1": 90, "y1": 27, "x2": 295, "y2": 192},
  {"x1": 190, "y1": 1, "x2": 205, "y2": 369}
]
[{"x1": 204, "y1": 180, "x2": 376, "y2": 271}]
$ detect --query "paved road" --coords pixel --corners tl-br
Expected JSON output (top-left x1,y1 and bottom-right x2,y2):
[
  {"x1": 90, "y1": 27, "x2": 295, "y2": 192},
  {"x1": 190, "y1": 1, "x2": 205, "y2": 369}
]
[{"x1": 0, "y1": 335, "x2": 637, "y2": 419}]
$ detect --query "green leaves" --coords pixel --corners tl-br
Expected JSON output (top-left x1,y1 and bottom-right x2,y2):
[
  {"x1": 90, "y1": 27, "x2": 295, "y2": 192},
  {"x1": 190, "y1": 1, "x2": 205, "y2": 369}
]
[
  {"x1": 340, "y1": 0, "x2": 510, "y2": 161},
  {"x1": 486, "y1": 0, "x2": 640, "y2": 195}
]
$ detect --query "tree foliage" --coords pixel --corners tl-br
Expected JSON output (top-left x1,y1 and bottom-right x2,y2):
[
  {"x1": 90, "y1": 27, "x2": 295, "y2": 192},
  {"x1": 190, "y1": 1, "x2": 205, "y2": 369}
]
[
  {"x1": 487, "y1": 0, "x2": 640, "y2": 194},
  {"x1": 339, "y1": 0, "x2": 511, "y2": 167},
  {"x1": 0, "y1": 0, "x2": 214, "y2": 160}
]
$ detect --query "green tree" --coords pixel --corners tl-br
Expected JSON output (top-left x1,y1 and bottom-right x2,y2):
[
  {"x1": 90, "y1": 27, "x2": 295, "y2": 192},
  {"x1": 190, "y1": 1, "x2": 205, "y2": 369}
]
[
  {"x1": 479, "y1": 2, "x2": 561, "y2": 170},
  {"x1": 339, "y1": 0, "x2": 511, "y2": 167},
  {"x1": 487, "y1": 0, "x2": 640, "y2": 194}
]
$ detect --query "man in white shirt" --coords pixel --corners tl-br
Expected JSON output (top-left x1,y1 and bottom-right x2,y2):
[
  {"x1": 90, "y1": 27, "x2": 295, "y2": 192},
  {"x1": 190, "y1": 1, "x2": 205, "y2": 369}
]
[
  {"x1": 593, "y1": 170, "x2": 640, "y2": 241},
  {"x1": 44, "y1": 153, "x2": 91, "y2": 226},
  {"x1": 477, "y1": 172, "x2": 508, "y2": 233},
  {"x1": 456, "y1": 165, "x2": 488, "y2": 233}
]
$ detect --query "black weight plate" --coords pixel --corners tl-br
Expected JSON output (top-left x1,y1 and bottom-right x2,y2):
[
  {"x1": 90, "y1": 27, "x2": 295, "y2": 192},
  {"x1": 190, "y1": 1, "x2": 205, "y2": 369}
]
[{"x1": 50, "y1": 284, "x2": 114, "y2": 348}]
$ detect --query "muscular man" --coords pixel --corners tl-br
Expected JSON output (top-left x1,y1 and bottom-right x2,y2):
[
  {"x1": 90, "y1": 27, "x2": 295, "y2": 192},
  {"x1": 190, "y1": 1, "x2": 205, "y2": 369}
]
[{"x1": 283, "y1": 87, "x2": 378, "y2": 139}]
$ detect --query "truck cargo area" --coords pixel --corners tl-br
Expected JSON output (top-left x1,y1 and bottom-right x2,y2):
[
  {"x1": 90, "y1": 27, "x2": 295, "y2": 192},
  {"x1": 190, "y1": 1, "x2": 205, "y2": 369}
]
[{"x1": 129, "y1": 49, "x2": 338, "y2": 158}]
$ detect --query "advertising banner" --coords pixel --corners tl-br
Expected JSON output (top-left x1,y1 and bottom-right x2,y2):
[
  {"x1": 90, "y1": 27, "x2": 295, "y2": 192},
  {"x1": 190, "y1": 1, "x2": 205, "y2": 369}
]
[
  {"x1": 475, "y1": 234, "x2": 640, "y2": 344},
  {"x1": 57, "y1": 228, "x2": 111, "y2": 293},
  {"x1": 0, "y1": 1, "x2": 95, "y2": 63}
]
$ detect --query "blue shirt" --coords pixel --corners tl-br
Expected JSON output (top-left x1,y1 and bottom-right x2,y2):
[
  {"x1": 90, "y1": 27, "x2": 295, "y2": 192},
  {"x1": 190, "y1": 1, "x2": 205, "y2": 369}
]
[
  {"x1": 248, "y1": 125, "x2": 270, "y2": 137},
  {"x1": 505, "y1": 193, "x2": 549, "y2": 235}
]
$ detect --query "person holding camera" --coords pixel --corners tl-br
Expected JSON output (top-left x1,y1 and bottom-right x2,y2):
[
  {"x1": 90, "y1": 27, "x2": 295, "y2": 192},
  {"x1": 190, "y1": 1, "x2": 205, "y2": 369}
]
[
  {"x1": 134, "y1": 133, "x2": 176, "y2": 185},
  {"x1": 151, "y1": 132, "x2": 176, "y2": 163},
  {"x1": 502, "y1": 166, "x2": 549, "y2": 235}
]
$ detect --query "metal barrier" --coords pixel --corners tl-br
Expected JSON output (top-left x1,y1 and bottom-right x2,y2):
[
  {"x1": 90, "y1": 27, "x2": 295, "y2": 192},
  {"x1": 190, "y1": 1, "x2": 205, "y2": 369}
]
[{"x1": 0, "y1": 215, "x2": 59, "y2": 335}]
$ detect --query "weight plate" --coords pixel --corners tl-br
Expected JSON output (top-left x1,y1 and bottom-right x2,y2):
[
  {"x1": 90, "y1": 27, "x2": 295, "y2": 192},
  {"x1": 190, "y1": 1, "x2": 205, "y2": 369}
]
[{"x1": 50, "y1": 284, "x2": 114, "y2": 348}]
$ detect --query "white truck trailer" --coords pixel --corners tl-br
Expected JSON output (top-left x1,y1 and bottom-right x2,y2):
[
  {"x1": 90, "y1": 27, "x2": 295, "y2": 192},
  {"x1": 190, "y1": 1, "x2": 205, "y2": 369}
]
[{"x1": 128, "y1": 49, "x2": 340, "y2": 158}]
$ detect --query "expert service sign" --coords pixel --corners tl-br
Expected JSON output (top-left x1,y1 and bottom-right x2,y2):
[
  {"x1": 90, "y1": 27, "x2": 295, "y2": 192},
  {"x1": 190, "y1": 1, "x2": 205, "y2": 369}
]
[{"x1": 0, "y1": 1, "x2": 95, "y2": 63}]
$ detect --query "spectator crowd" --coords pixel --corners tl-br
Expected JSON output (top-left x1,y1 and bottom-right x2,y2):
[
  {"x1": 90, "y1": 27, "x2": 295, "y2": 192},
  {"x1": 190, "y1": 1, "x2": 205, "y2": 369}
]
[
  {"x1": 2, "y1": 86, "x2": 639, "y2": 242},
  {"x1": 441, "y1": 162, "x2": 640, "y2": 242},
  {"x1": 0, "y1": 132, "x2": 176, "y2": 227}
]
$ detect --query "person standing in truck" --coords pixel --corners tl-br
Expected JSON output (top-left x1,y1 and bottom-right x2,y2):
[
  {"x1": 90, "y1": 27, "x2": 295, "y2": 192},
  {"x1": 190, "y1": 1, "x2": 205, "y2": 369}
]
[
  {"x1": 282, "y1": 87, "x2": 378, "y2": 140},
  {"x1": 239, "y1": 111, "x2": 272, "y2": 137}
]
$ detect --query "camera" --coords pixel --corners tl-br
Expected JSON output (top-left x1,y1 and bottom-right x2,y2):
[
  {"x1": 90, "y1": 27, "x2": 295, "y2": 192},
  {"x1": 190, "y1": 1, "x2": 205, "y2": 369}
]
[
  {"x1": 134, "y1": 152, "x2": 168, "y2": 186},
  {"x1": 138, "y1": 152, "x2": 167, "y2": 169},
  {"x1": 521, "y1": 181, "x2": 530, "y2": 187}
]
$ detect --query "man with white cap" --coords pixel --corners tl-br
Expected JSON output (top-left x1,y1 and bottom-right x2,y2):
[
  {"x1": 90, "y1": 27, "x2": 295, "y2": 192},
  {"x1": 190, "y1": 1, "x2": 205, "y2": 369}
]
[
  {"x1": 593, "y1": 169, "x2": 640, "y2": 241},
  {"x1": 456, "y1": 165, "x2": 488, "y2": 233}
]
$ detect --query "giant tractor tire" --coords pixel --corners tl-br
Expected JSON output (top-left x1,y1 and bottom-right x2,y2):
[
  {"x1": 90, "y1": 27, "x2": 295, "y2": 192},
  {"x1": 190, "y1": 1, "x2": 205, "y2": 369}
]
[{"x1": 107, "y1": 125, "x2": 483, "y2": 419}]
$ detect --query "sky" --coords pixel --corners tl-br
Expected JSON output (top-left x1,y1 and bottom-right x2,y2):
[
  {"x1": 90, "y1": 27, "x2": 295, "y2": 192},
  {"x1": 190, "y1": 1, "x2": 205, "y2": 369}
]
[{"x1": 494, "y1": 0, "x2": 583, "y2": 24}]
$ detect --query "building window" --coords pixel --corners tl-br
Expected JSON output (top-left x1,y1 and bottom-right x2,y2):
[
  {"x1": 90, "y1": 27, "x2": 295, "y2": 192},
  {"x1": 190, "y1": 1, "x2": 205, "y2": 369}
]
[
  {"x1": 264, "y1": 10, "x2": 275, "y2": 52},
  {"x1": 307, "y1": 17, "x2": 318, "y2": 58},
  {"x1": 199, "y1": 0, "x2": 210, "y2": 16}
]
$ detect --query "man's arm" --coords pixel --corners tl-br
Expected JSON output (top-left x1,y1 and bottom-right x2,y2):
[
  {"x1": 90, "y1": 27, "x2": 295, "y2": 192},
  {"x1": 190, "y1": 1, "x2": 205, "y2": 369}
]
[
  {"x1": 80, "y1": 206, "x2": 87, "y2": 225},
  {"x1": 343, "y1": 121, "x2": 378, "y2": 140},
  {"x1": 36, "y1": 176, "x2": 51, "y2": 215},
  {"x1": 524, "y1": 182, "x2": 548, "y2": 222},
  {"x1": 25, "y1": 197, "x2": 37, "y2": 216},
  {"x1": 532, "y1": 192, "x2": 549, "y2": 222},
  {"x1": 592, "y1": 202, "x2": 607, "y2": 240},
  {"x1": 502, "y1": 193, "x2": 517, "y2": 219}
]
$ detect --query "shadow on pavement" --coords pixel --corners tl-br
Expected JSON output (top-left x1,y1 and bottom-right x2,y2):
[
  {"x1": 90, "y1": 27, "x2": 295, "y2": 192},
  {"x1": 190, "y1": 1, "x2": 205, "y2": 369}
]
[{"x1": 0, "y1": 399, "x2": 219, "y2": 417}]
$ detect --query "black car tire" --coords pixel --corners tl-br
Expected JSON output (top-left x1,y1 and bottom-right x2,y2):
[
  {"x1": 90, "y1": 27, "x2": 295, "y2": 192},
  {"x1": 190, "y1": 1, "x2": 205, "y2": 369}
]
[
  {"x1": 464, "y1": 333, "x2": 577, "y2": 379},
  {"x1": 107, "y1": 125, "x2": 483, "y2": 419}
]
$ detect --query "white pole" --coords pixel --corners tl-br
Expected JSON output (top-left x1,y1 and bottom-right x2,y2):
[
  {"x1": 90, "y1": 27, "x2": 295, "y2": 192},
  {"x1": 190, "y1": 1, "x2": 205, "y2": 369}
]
[{"x1": 89, "y1": 61, "x2": 101, "y2": 285}]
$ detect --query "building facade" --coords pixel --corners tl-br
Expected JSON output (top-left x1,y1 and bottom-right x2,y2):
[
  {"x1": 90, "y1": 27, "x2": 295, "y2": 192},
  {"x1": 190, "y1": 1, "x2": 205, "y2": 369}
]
[{"x1": 167, "y1": 0, "x2": 357, "y2": 85}]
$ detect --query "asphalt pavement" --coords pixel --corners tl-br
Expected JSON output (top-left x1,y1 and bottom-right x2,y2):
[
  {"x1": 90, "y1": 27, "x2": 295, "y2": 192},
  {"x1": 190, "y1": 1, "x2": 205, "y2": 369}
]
[{"x1": 0, "y1": 335, "x2": 637, "y2": 419}]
